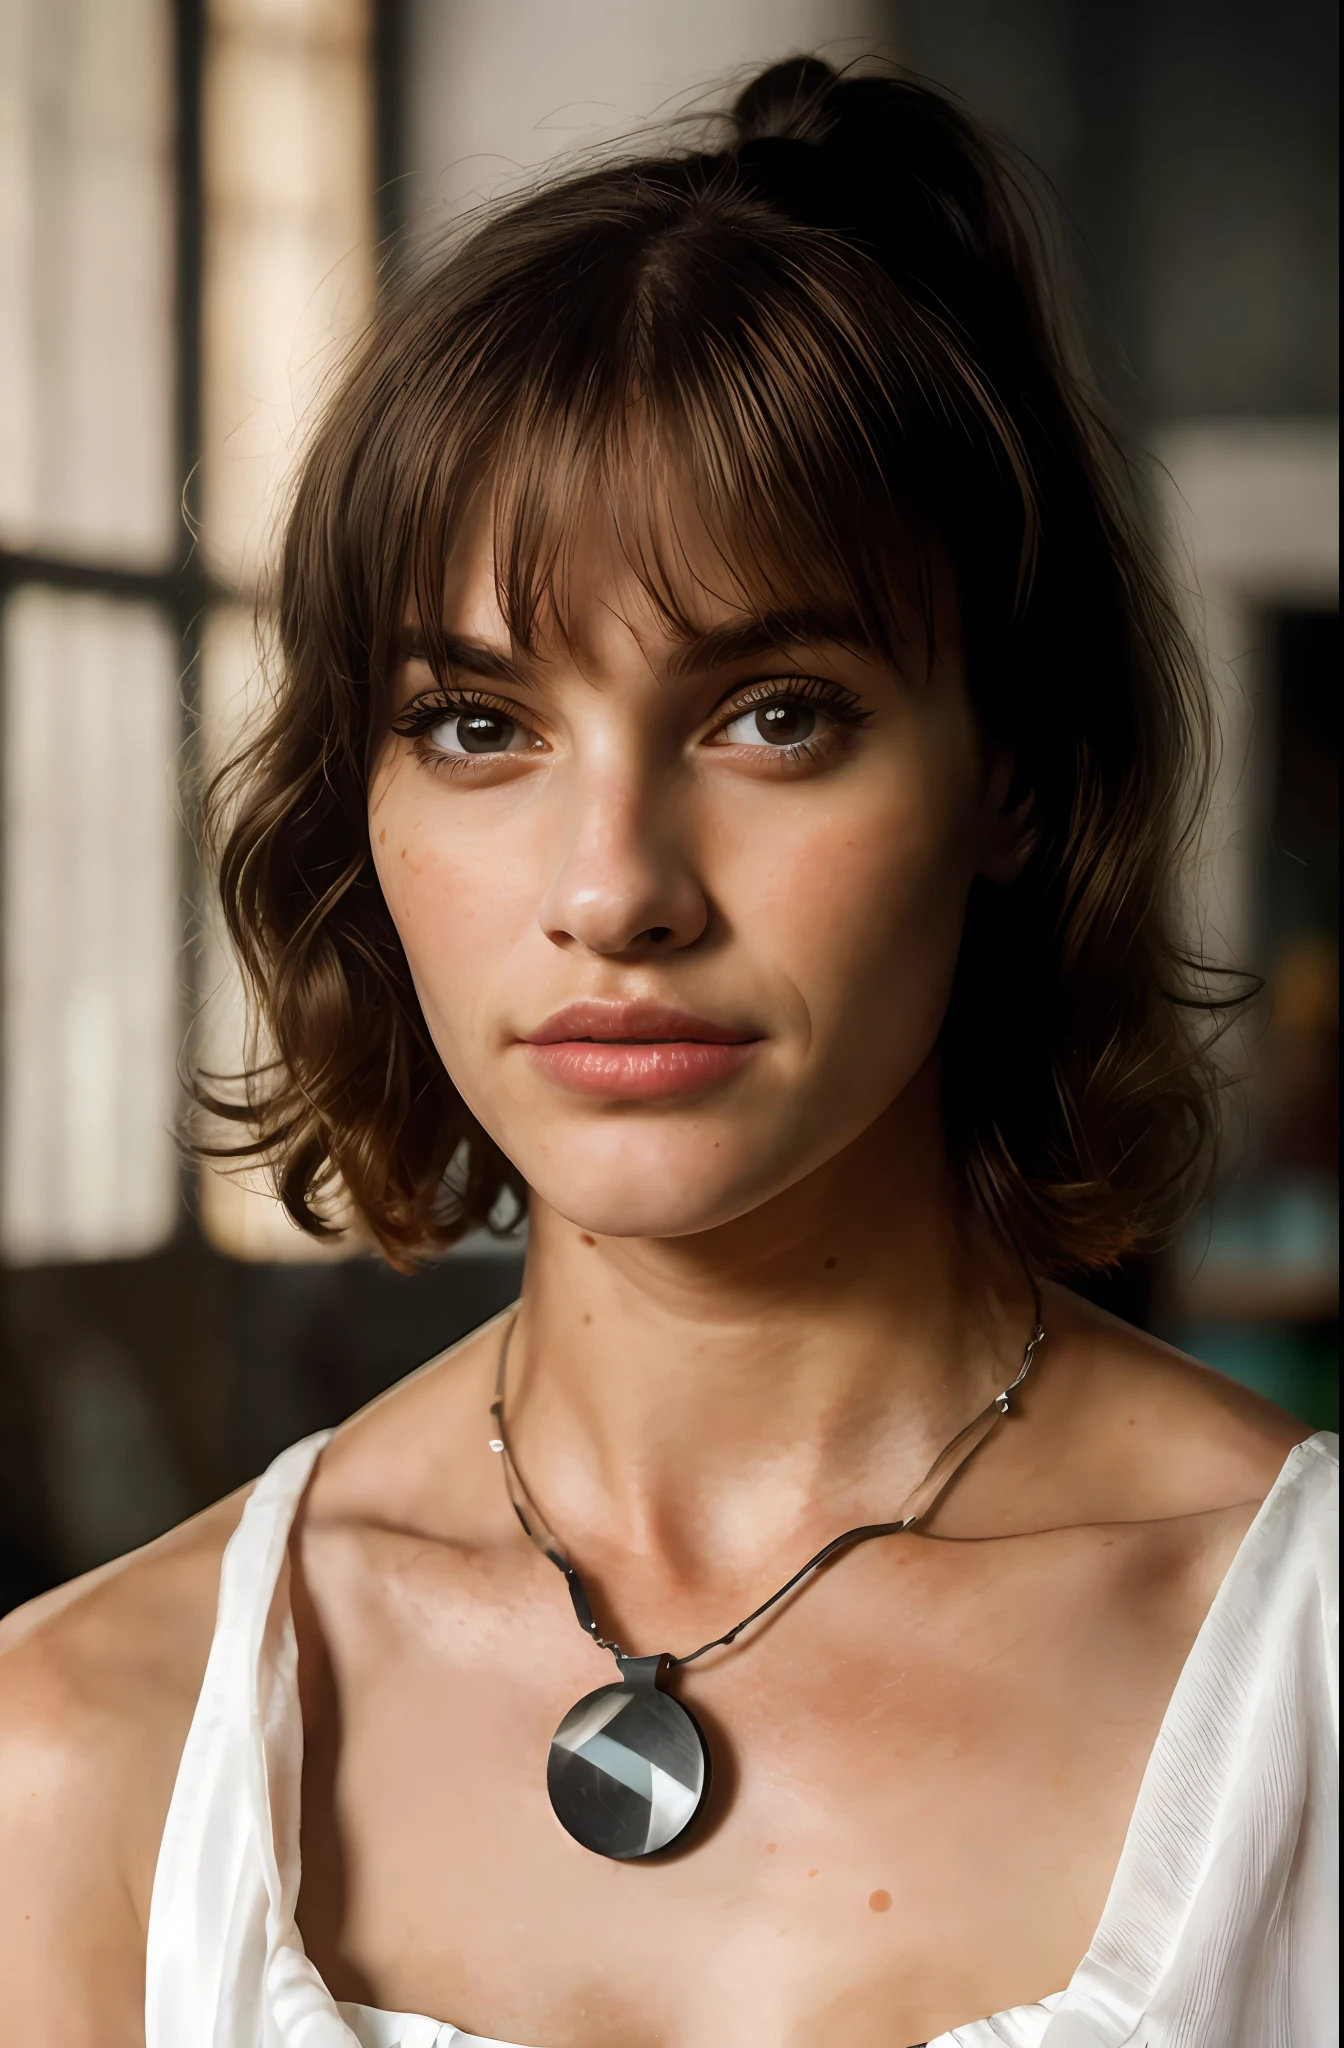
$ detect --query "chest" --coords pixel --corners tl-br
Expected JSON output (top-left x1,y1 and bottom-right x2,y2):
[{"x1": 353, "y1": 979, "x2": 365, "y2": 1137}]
[{"x1": 295, "y1": 1527, "x2": 1203, "y2": 2047}]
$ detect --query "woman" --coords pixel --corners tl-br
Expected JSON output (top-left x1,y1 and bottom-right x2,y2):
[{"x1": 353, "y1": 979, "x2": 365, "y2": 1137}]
[{"x1": 0, "y1": 57, "x2": 1334, "y2": 2048}]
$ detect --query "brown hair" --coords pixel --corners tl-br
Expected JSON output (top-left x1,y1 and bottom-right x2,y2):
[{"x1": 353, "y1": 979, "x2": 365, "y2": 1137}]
[{"x1": 199, "y1": 57, "x2": 1233, "y2": 1273}]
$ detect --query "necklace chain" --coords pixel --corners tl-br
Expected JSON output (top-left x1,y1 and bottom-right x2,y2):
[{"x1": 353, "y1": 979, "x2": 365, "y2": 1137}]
[{"x1": 489, "y1": 1305, "x2": 1045, "y2": 1673}]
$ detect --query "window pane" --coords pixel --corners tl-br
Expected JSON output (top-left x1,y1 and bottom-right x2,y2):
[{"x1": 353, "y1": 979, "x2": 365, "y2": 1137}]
[
  {"x1": 202, "y1": 0, "x2": 374, "y2": 591},
  {"x1": 195, "y1": 0, "x2": 374, "y2": 1258},
  {"x1": 2, "y1": 586, "x2": 181, "y2": 1261},
  {"x1": 0, "y1": 0, "x2": 176, "y2": 567}
]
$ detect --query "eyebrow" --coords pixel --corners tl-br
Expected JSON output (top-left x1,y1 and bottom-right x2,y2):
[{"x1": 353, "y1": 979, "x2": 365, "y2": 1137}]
[
  {"x1": 400, "y1": 629, "x2": 525, "y2": 685},
  {"x1": 665, "y1": 607, "x2": 875, "y2": 676},
  {"x1": 399, "y1": 606, "x2": 875, "y2": 688}
]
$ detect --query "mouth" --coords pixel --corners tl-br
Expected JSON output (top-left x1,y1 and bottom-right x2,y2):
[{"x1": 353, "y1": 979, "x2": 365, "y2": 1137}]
[{"x1": 520, "y1": 1000, "x2": 763, "y2": 1100}]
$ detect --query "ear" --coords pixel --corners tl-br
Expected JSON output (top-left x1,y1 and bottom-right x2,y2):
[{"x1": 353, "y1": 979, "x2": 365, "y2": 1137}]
[{"x1": 976, "y1": 749, "x2": 1038, "y2": 887}]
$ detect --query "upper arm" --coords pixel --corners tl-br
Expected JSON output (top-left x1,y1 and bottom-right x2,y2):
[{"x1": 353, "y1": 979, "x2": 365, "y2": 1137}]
[
  {"x1": 0, "y1": 1641, "x2": 149, "y2": 2044},
  {"x1": 0, "y1": 1495, "x2": 243, "y2": 2043}
]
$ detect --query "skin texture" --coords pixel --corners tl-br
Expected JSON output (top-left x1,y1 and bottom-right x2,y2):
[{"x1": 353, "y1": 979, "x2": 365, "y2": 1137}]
[{"x1": 0, "y1": 502, "x2": 1308, "y2": 2047}]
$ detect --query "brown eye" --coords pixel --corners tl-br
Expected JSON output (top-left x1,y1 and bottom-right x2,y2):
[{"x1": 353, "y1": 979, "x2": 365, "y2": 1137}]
[
  {"x1": 721, "y1": 699, "x2": 818, "y2": 747},
  {"x1": 428, "y1": 709, "x2": 525, "y2": 754}
]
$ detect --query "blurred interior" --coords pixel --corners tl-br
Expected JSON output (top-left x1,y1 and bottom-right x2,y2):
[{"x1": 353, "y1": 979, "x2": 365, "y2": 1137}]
[{"x1": 0, "y1": 0, "x2": 1337, "y2": 1609}]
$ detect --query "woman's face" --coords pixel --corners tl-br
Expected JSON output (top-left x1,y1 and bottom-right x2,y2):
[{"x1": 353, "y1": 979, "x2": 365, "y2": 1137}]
[{"x1": 368, "y1": 501, "x2": 1023, "y2": 1240}]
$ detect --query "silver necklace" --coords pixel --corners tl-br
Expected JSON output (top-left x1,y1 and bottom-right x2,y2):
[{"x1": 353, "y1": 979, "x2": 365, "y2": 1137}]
[{"x1": 489, "y1": 1306, "x2": 1044, "y2": 1861}]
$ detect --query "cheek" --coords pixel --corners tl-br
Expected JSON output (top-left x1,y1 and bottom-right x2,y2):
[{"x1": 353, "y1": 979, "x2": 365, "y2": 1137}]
[
  {"x1": 725, "y1": 757, "x2": 979, "y2": 1055},
  {"x1": 368, "y1": 772, "x2": 530, "y2": 1060}
]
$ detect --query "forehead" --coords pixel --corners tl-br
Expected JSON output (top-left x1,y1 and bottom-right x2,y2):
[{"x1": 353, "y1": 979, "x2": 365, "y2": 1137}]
[{"x1": 427, "y1": 462, "x2": 915, "y2": 672}]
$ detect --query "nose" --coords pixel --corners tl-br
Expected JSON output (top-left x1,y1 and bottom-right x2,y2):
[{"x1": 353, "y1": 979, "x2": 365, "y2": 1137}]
[{"x1": 538, "y1": 764, "x2": 708, "y2": 958}]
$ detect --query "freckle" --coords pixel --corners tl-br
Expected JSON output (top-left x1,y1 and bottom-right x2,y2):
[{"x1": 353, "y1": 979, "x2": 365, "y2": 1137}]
[
  {"x1": 583, "y1": 1312, "x2": 592, "y2": 1324},
  {"x1": 824, "y1": 1255, "x2": 838, "y2": 1270},
  {"x1": 766, "y1": 1842, "x2": 777, "y2": 1854},
  {"x1": 868, "y1": 1889, "x2": 892, "y2": 1913},
  {"x1": 808, "y1": 1869, "x2": 819, "y2": 1878},
  {"x1": 579, "y1": 1233, "x2": 596, "y2": 1246}
]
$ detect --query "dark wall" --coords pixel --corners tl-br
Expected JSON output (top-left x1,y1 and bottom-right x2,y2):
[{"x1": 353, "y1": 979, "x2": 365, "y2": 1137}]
[{"x1": 896, "y1": 0, "x2": 1339, "y2": 420}]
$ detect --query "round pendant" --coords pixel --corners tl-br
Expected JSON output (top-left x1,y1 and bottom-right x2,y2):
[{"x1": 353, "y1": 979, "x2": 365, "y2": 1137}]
[{"x1": 547, "y1": 1673, "x2": 710, "y2": 1860}]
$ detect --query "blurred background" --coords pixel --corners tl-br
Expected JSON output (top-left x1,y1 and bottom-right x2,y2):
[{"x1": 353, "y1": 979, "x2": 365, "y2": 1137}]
[{"x1": 0, "y1": 0, "x2": 1336, "y2": 1609}]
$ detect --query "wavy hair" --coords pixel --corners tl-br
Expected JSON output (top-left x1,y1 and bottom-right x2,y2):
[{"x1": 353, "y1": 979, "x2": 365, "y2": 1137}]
[{"x1": 198, "y1": 57, "x2": 1235, "y2": 1273}]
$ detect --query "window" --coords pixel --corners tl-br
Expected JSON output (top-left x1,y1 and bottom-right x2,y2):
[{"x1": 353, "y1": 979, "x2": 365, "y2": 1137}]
[
  {"x1": 1, "y1": 0, "x2": 180, "y2": 1261},
  {"x1": 0, "y1": 0, "x2": 374, "y2": 1264},
  {"x1": 196, "y1": 0, "x2": 375, "y2": 1258}
]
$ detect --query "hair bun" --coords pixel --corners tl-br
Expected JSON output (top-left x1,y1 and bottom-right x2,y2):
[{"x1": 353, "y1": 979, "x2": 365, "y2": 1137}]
[
  {"x1": 731, "y1": 57, "x2": 838, "y2": 146},
  {"x1": 729, "y1": 62, "x2": 1003, "y2": 278}
]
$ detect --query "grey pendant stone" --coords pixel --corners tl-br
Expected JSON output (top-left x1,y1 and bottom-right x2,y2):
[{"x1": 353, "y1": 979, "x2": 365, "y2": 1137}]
[{"x1": 547, "y1": 1678, "x2": 709, "y2": 1859}]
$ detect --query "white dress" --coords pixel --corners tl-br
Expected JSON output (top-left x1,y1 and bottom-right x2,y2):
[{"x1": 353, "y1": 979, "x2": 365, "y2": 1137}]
[{"x1": 145, "y1": 1429, "x2": 1338, "y2": 2048}]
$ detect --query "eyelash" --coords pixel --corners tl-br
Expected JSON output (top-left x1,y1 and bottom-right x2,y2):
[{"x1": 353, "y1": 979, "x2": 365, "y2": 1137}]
[
  {"x1": 709, "y1": 675, "x2": 871, "y2": 761},
  {"x1": 389, "y1": 684, "x2": 524, "y2": 765},
  {"x1": 389, "y1": 675, "x2": 871, "y2": 773}
]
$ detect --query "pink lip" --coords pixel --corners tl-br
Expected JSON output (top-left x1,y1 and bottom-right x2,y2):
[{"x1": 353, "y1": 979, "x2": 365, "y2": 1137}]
[{"x1": 520, "y1": 1000, "x2": 762, "y2": 1100}]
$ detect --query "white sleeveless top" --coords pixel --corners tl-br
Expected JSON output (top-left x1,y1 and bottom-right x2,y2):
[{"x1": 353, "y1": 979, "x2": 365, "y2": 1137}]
[{"x1": 145, "y1": 1429, "x2": 1338, "y2": 2048}]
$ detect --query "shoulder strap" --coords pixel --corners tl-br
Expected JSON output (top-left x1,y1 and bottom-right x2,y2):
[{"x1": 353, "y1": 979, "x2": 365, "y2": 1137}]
[
  {"x1": 1045, "y1": 1431, "x2": 1339, "y2": 2046},
  {"x1": 145, "y1": 1432, "x2": 337, "y2": 2045}
]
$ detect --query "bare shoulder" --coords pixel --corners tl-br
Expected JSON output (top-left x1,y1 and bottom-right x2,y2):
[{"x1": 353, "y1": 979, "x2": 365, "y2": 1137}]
[
  {"x1": 1029, "y1": 1281, "x2": 1315, "y2": 1526},
  {"x1": 0, "y1": 1486, "x2": 249, "y2": 2042}
]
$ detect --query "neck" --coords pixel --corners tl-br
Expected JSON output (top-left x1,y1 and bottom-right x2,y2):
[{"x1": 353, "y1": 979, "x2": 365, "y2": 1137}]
[{"x1": 504, "y1": 1070, "x2": 1035, "y2": 1582}]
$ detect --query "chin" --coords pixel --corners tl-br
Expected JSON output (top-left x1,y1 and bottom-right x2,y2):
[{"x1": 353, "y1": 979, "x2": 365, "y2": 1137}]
[{"x1": 513, "y1": 1119, "x2": 787, "y2": 1241}]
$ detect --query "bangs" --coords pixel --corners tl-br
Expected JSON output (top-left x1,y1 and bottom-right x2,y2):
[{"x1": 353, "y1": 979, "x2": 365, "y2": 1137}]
[{"x1": 382, "y1": 161, "x2": 1038, "y2": 686}]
